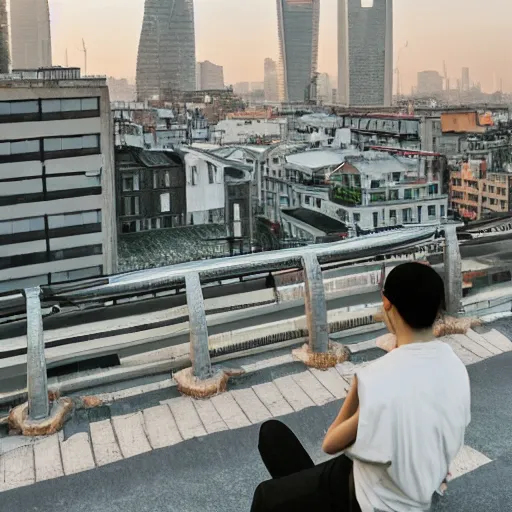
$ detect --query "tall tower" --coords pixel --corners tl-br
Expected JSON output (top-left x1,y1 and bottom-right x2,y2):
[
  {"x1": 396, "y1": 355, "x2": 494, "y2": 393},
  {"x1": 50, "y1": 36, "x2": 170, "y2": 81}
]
[
  {"x1": 0, "y1": 0, "x2": 9, "y2": 73},
  {"x1": 264, "y1": 58, "x2": 279, "y2": 102},
  {"x1": 338, "y1": 0, "x2": 393, "y2": 106},
  {"x1": 276, "y1": 0, "x2": 320, "y2": 103},
  {"x1": 137, "y1": 0, "x2": 196, "y2": 101},
  {"x1": 10, "y1": 0, "x2": 52, "y2": 70},
  {"x1": 461, "y1": 67, "x2": 470, "y2": 92}
]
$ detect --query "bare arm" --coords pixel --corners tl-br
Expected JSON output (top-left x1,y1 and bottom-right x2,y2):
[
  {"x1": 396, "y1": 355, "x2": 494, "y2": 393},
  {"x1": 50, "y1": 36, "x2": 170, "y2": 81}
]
[
  {"x1": 322, "y1": 376, "x2": 360, "y2": 455},
  {"x1": 326, "y1": 375, "x2": 359, "y2": 435},
  {"x1": 322, "y1": 408, "x2": 359, "y2": 455}
]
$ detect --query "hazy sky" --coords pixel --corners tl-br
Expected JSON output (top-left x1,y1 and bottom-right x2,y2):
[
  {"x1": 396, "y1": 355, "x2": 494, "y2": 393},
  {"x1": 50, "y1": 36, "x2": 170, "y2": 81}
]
[{"x1": 49, "y1": 0, "x2": 511, "y2": 93}]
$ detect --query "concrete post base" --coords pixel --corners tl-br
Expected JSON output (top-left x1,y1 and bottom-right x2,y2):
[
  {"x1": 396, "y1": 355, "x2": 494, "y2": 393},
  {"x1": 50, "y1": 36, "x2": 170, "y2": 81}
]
[
  {"x1": 8, "y1": 397, "x2": 73, "y2": 437},
  {"x1": 174, "y1": 367, "x2": 244, "y2": 399},
  {"x1": 376, "y1": 316, "x2": 482, "y2": 353},
  {"x1": 292, "y1": 342, "x2": 350, "y2": 370}
]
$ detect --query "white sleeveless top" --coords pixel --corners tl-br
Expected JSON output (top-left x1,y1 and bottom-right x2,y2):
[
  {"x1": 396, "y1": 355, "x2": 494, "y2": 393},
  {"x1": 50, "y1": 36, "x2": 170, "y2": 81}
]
[{"x1": 345, "y1": 341, "x2": 471, "y2": 512}]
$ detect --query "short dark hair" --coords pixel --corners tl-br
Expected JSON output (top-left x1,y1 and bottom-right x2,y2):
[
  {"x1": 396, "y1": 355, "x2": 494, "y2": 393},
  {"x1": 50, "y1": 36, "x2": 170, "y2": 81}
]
[{"x1": 383, "y1": 262, "x2": 445, "y2": 329}]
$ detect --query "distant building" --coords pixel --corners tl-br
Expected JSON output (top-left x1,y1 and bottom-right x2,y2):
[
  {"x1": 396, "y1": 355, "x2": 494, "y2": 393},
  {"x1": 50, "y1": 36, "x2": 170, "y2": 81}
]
[
  {"x1": 197, "y1": 60, "x2": 224, "y2": 90},
  {"x1": 277, "y1": 0, "x2": 320, "y2": 103},
  {"x1": 461, "y1": 67, "x2": 470, "y2": 92},
  {"x1": 233, "y1": 82, "x2": 250, "y2": 95},
  {"x1": 107, "y1": 77, "x2": 136, "y2": 103},
  {"x1": 264, "y1": 58, "x2": 279, "y2": 102},
  {"x1": 317, "y1": 73, "x2": 331, "y2": 104},
  {"x1": 0, "y1": 0, "x2": 9, "y2": 73},
  {"x1": 417, "y1": 71, "x2": 443, "y2": 96},
  {"x1": 450, "y1": 161, "x2": 512, "y2": 221},
  {"x1": 338, "y1": 0, "x2": 393, "y2": 106},
  {"x1": 0, "y1": 68, "x2": 117, "y2": 292},
  {"x1": 136, "y1": 0, "x2": 196, "y2": 101},
  {"x1": 10, "y1": 0, "x2": 52, "y2": 70}
]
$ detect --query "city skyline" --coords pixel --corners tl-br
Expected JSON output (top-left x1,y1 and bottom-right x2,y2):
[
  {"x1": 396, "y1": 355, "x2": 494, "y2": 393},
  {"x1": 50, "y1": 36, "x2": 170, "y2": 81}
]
[{"x1": 48, "y1": 0, "x2": 512, "y2": 94}]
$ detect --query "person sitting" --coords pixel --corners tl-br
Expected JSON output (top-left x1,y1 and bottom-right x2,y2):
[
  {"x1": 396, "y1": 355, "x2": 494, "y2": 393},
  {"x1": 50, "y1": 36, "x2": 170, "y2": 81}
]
[{"x1": 251, "y1": 262, "x2": 471, "y2": 512}]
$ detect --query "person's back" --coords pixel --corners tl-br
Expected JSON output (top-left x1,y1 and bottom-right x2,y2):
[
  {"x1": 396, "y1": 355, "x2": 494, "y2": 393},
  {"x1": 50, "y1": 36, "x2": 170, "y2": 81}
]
[
  {"x1": 251, "y1": 262, "x2": 471, "y2": 512},
  {"x1": 347, "y1": 340, "x2": 470, "y2": 511},
  {"x1": 345, "y1": 262, "x2": 471, "y2": 512}
]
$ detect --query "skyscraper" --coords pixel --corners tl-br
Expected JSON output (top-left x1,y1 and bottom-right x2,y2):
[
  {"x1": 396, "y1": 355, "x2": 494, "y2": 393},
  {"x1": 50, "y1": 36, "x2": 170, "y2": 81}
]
[
  {"x1": 264, "y1": 58, "x2": 279, "y2": 102},
  {"x1": 276, "y1": 0, "x2": 320, "y2": 103},
  {"x1": 338, "y1": 0, "x2": 393, "y2": 106},
  {"x1": 197, "y1": 61, "x2": 224, "y2": 90},
  {"x1": 0, "y1": 0, "x2": 9, "y2": 73},
  {"x1": 137, "y1": 0, "x2": 196, "y2": 101},
  {"x1": 10, "y1": 0, "x2": 52, "y2": 70},
  {"x1": 461, "y1": 67, "x2": 470, "y2": 92}
]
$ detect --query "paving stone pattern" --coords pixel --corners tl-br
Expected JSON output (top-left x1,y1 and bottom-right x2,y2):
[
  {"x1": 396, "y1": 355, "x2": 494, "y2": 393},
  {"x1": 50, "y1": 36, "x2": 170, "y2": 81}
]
[{"x1": 0, "y1": 329, "x2": 509, "y2": 492}]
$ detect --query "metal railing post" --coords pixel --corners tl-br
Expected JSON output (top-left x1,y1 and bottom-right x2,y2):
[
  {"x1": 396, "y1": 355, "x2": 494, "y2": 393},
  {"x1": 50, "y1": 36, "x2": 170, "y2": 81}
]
[
  {"x1": 444, "y1": 225, "x2": 462, "y2": 315},
  {"x1": 302, "y1": 253, "x2": 329, "y2": 353},
  {"x1": 24, "y1": 286, "x2": 49, "y2": 421},
  {"x1": 185, "y1": 272, "x2": 212, "y2": 380}
]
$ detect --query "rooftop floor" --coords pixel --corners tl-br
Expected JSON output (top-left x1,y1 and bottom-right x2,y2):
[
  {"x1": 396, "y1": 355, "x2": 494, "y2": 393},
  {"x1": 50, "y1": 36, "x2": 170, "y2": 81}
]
[{"x1": 1, "y1": 320, "x2": 511, "y2": 511}]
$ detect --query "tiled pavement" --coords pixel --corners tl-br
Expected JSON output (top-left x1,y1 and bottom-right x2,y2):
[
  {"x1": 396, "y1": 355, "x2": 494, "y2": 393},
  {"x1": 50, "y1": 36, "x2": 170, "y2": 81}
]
[{"x1": 0, "y1": 328, "x2": 510, "y2": 495}]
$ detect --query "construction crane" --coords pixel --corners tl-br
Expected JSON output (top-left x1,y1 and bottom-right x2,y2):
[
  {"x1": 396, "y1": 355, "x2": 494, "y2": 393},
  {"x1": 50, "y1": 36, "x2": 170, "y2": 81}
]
[{"x1": 81, "y1": 39, "x2": 87, "y2": 76}]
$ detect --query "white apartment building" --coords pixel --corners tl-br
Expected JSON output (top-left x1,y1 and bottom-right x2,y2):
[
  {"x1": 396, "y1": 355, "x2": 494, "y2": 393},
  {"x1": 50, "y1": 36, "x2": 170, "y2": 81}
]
[
  {"x1": 261, "y1": 146, "x2": 448, "y2": 238},
  {"x1": 0, "y1": 67, "x2": 116, "y2": 292}
]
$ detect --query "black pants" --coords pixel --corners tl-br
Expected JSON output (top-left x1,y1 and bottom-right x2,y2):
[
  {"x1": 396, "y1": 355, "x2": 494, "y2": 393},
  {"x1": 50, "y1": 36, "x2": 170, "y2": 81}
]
[{"x1": 251, "y1": 420, "x2": 361, "y2": 512}]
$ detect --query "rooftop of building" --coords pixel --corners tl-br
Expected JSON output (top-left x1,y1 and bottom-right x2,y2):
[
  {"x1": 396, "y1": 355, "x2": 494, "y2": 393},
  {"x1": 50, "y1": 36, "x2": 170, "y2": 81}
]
[
  {"x1": 282, "y1": 208, "x2": 348, "y2": 235},
  {"x1": 0, "y1": 67, "x2": 107, "y2": 87},
  {"x1": 117, "y1": 225, "x2": 231, "y2": 273}
]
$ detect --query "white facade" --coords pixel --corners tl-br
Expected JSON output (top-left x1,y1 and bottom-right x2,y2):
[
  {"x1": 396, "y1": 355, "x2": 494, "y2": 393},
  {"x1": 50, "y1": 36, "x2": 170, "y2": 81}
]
[
  {"x1": 0, "y1": 72, "x2": 116, "y2": 292},
  {"x1": 338, "y1": 0, "x2": 393, "y2": 106},
  {"x1": 184, "y1": 151, "x2": 225, "y2": 225},
  {"x1": 10, "y1": 0, "x2": 52, "y2": 70}
]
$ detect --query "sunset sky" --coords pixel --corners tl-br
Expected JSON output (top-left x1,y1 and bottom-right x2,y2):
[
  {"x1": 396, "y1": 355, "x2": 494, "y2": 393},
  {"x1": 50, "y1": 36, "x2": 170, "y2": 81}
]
[{"x1": 48, "y1": 0, "x2": 511, "y2": 93}]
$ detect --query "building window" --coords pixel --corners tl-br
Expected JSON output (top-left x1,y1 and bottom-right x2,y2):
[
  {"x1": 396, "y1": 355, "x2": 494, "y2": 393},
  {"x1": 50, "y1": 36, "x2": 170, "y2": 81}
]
[
  {"x1": 272, "y1": 157, "x2": 279, "y2": 164},
  {"x1": 304, "y1": 195, "x2": 310, "y2": 205},
  {"x1": 402, "y1": 208, "x2": 412, "y2": 223},
  {"x1": 0, "y1": 139, "x2": 40, "y2": 163},
  {"x1": 153, "y1": 170, "x2": 170, "y2": 189},
  {"x1": 43, "y1": 134, "x2": 100, "y2": 159},
  {"x1": 0, "y1": 100, "x2": 40, "y2": 123},
  {"x1": 41, "y1": 97, "x2": 100, "y2": 121},
  {"x1": 122, "y1": 196, "x2": 140, "y2": 216},
  {"x1": 160, "y1": 192, "x2": 171, "y2": 213},
  {"x1": 389, "y1": 210, "x2": 397, "y2": 225},
  {"x1": 122, "y1": 173, "x2": 140, "y2": 192},
  {"x1": 353, "y1": 213, "x2": 361, "y2": 224},
  {"x1": 440, "y1": 205, "x2": 445, "y2": 218},
  {"x1": 122, "y1": 221, "x2": 136, "y2": 233},
  {"x1": 404, "y1": 189, "x2": 412, "y2": 200},
  {"x1": 316, "y1": 198, "x2": 321, "y2": 208},
  {"x1": 428, "y1": 205, "x2": 436, "y2": 218},
  {"x1": 191, "y1": 166, "x2": 198, "y2": 185},
  {"x1": 208, "y1": 165, "x2": 215, "y2": 184},
  {"x1": 389, "y1": 190, "x2": 398, "y2": 201}
]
